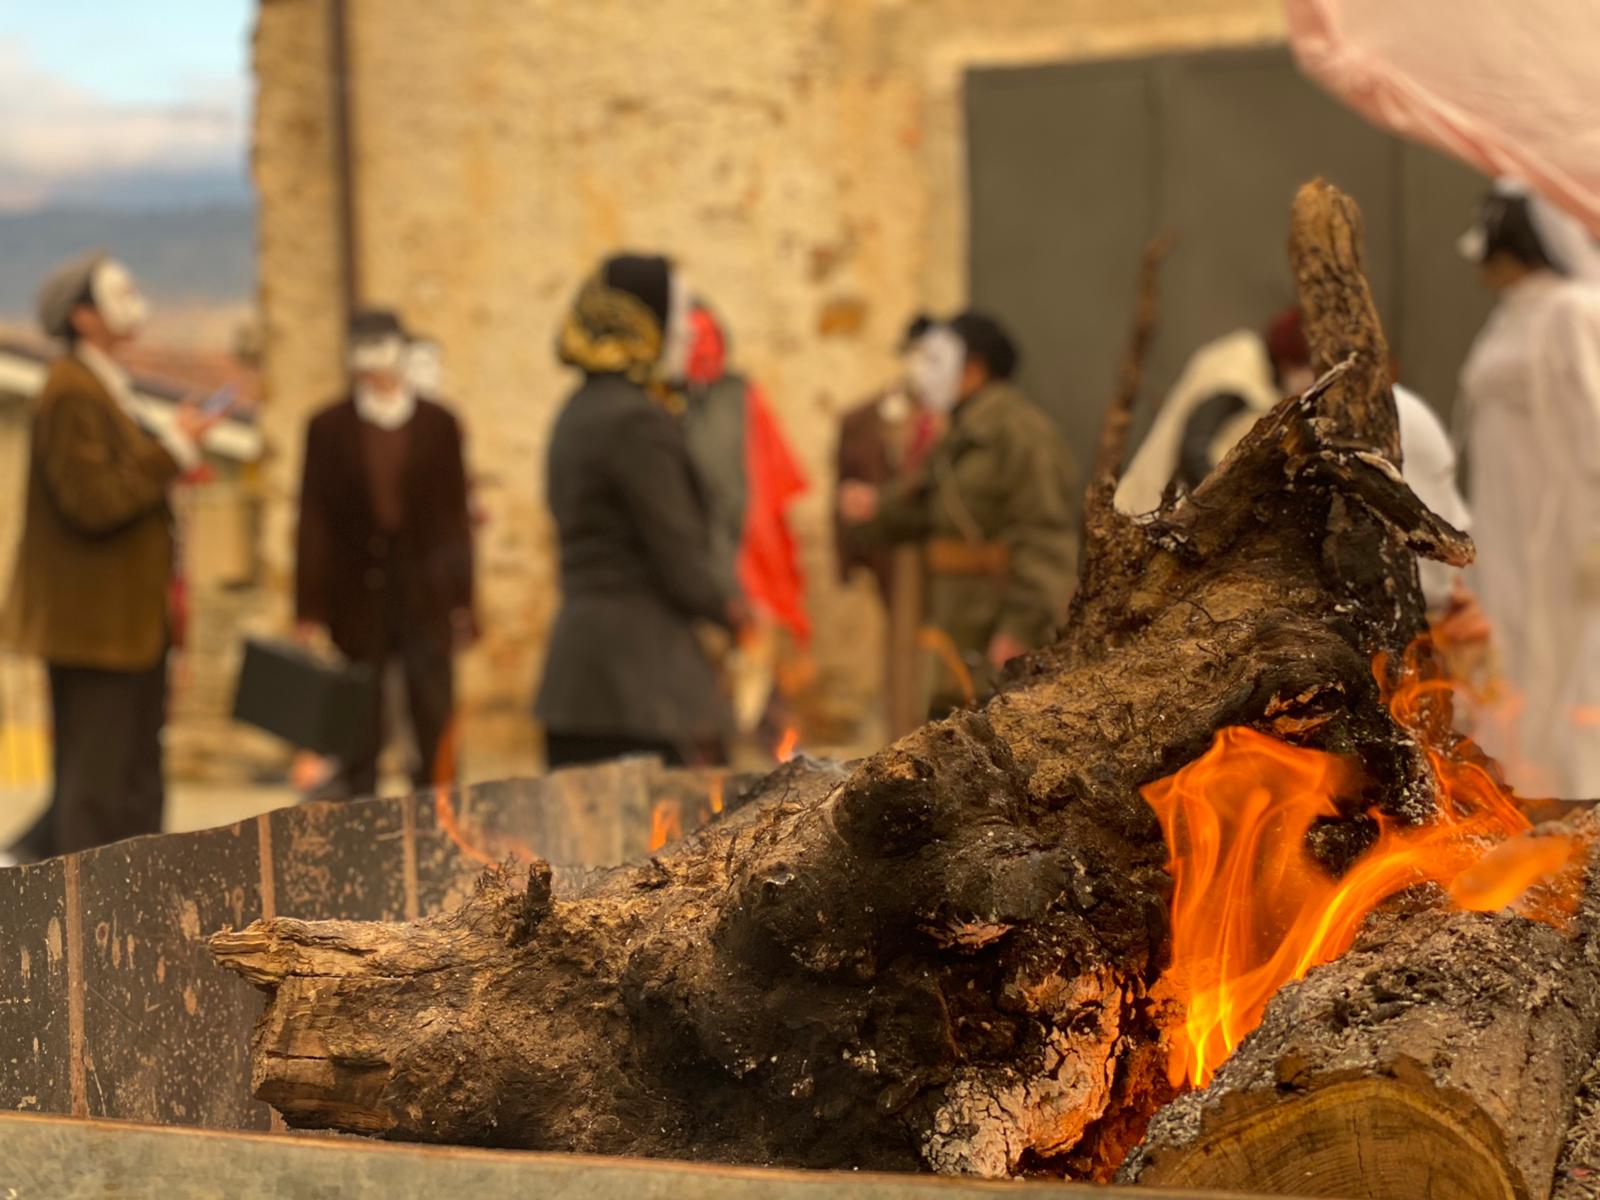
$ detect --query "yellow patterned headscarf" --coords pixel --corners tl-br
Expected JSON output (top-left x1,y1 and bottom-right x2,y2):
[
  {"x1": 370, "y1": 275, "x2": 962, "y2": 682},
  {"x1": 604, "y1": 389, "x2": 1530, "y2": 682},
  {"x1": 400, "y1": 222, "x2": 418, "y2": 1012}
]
[{"x1": 556, "y1": 275, "x2": 664, "y2": 385}]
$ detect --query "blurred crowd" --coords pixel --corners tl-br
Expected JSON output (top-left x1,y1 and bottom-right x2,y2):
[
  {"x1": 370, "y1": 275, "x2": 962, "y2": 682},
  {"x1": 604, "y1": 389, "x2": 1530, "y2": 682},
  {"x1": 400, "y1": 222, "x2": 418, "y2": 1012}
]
[{"x1": 3, "y1": 177, "x2": 1599, "y2": 861}]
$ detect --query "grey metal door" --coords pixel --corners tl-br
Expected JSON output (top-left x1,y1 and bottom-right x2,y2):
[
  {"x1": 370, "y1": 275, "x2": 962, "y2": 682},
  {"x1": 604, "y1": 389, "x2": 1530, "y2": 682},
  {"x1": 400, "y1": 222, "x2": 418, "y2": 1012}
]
[{"x1": 967, "y1": 46, "x2": 1492, "y2": 480}]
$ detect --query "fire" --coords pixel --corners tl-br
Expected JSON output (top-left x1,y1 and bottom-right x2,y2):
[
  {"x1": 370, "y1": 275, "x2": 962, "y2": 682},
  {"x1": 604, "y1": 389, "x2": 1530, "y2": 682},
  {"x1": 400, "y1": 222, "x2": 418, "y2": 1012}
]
[
  {"x1": 916, "y1": 626, "x2": 977, "y2": 707},
  {"x1": 1148, "y1": 640, "x2": 1581, "y2": 1090},
  {"x1": 430, "y1": 715, "x2": 537, "y2": 866},
  {"x1": 649, "y1": 798, "x2": 684, "y2": 852},
  {"x1": 775, "y1": 726, "x2": 800, "y2": 762}
]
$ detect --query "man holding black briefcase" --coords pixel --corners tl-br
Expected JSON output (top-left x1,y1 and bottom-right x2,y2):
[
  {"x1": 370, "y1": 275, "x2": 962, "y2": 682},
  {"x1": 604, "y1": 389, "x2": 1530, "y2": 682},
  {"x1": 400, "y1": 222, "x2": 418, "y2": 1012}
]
[{"x1": 295, "y1": 310, "x2": 476, "y2": 798}]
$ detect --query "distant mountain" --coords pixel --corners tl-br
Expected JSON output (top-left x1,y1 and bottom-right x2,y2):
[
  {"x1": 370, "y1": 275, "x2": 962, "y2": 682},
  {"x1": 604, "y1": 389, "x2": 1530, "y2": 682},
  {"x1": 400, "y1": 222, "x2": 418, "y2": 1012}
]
[
  {"x1": 24, "y1": 164, "x2": 254, "y2": 214},
  {"x1": 0, "y1": 202, "x2": 255, "y2": 320}
]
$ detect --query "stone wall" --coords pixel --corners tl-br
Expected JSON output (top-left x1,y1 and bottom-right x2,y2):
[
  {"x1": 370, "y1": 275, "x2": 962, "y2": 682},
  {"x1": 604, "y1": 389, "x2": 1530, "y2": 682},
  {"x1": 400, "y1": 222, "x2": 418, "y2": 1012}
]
[{"x1": 251, "y1": 0, "x2": 1287, "y2": 767}]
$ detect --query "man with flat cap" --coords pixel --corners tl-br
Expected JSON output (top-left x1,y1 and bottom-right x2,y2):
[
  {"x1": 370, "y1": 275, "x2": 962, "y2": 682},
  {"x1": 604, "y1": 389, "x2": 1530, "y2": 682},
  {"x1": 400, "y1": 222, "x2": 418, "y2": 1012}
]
[
  {"x1": 2, "y1": 253, "x2": 220, "y2": 856},
  {"x1": 839, "y1": 311, "x2": 1078, "y2": 718},
  {"x1": 296, "y1": 309, "x2": 476, "y2": 798}
]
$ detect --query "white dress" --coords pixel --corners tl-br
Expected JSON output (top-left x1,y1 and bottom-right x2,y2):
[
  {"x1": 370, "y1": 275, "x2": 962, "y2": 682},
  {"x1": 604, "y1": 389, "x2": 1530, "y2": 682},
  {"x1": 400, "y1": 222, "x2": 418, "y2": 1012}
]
[
  {"x1": 1394, "y1": 384, "x2": 1470, "y2": 610},
  {"x1": 1461, "y1": 270, "x2": 1600, "y2": 797},
  {"x1": 1116, "y1": 330, "x2": 1280, "y2": 516}
]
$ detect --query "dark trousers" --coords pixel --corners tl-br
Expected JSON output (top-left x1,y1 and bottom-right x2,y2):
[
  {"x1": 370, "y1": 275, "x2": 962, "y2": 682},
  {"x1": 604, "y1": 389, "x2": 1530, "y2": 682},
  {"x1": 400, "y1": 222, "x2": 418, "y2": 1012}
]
[
  {"x1": 337, "y1": 630, "x2": 454, "y2": 799},
  {"x1": 45, "y1": 658, "x2": 167, "y2": 855}
]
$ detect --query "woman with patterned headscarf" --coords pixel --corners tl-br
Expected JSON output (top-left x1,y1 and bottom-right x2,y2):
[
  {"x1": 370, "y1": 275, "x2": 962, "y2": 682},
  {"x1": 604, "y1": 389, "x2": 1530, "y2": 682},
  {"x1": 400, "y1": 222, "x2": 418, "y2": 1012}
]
[{"x1": 535, "y1": 254, "x2": 738, "y2": 768}]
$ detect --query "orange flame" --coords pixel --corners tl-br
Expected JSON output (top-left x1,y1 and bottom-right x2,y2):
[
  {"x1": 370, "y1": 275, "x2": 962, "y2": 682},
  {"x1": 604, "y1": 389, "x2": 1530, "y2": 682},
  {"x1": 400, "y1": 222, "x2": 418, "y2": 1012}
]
[
  {"x1": 916, "y1": 626, "x2": 977, "y2": 707},
  {"x1": 649, "y1": 798, "x2": 684, "y2": 853},
  {"x1": 1148, "y1": 640, "x2": 1580, "y2": 1090},
  {"x1": 430, "y1": 715, "x2": 536, "y2": 866},
  {"x1": 776, "y1": 726, "x2": 800, "y2": 763}
]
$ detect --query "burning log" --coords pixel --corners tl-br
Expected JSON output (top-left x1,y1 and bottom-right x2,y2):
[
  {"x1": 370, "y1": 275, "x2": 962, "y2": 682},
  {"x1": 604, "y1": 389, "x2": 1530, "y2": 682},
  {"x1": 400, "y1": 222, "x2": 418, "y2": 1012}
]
[
  {"x1": 1122, "y1": 811, "x2": 1600, "y2": 1200},
  {"x1": 211, "y1": 181, "x2": 1535, "y2": 1181}
]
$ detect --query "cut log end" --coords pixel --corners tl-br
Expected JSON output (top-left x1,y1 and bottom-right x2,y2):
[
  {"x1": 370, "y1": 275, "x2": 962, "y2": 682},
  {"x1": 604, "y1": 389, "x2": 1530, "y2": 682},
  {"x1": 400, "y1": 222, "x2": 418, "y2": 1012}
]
[{"x1": 1134, "y1": 1076, "x2": 1523, "y2": 1200}]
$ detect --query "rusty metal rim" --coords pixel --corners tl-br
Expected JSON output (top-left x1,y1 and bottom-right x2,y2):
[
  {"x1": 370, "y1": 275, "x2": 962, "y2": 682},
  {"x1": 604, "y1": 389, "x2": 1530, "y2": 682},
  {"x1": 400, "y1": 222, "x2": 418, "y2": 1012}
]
[{"x1": 0, "y1": 1112, "x2": 1270, "y2": 1199}]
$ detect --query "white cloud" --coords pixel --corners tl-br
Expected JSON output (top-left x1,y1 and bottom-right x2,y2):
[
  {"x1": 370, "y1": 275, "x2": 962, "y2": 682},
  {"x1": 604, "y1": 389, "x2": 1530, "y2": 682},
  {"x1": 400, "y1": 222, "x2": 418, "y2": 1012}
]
[{"x1": 0, "y1": 40, "x2": 246, "y2": 211}]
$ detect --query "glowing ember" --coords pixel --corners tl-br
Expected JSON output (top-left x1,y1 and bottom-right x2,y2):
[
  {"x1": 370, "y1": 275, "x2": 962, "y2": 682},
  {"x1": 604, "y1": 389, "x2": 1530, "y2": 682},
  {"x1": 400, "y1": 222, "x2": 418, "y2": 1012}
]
[
  {"x1": 289, "y1": 750, "x2": 332, "y2": 793},
  {"x1": 1147, "y1": 640, "x2": 1580, "y2": 1090},
  {"x1": 776, "y1": 727, "x2": 800, "y2": 762}
]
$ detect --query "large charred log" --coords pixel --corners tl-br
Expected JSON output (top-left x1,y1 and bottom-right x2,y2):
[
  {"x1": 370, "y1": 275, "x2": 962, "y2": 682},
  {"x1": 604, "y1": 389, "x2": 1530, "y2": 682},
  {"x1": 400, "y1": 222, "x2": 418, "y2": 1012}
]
[
  {"x1": 1554, "y1": 1057, "x2": 1600, "y2": 1199},
  {"x1": 211, "y1": 181, "x2": 1470, "y2": 1178}
]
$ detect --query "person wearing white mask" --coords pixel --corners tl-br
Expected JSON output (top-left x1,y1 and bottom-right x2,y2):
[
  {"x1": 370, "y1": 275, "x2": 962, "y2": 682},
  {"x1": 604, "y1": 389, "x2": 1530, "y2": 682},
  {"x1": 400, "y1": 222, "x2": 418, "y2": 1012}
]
[
  {"x1": 296, "y1": 309, "x2": 476, "y2": 798},
  {"x1": 834, "y1": 316, "x2": 942, "y2": 605},
  {"x1": 1457, "y1": 181, "x2": 1600, "y2": 797},
  {"x1": 1, "y1": 252, "x2": 222, "y2": 856},
  {"x1": 406, "y1": 335, "x2": 444, "y2": 400},
  {"x1": 839, "y1": 311, "x2": 1077, "y2": 717}
]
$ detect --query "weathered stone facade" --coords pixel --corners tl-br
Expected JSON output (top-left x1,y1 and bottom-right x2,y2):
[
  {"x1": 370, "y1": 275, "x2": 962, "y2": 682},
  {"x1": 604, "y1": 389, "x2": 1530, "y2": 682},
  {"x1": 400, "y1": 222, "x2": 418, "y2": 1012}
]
[{"x1": 251, "y1": 0, "x2": 1287, "y2": 766}]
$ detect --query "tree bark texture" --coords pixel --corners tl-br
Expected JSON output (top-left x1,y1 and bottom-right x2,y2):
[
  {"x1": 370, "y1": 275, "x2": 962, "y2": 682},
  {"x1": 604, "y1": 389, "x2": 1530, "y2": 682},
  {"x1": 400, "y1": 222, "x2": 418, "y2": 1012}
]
[
  {"x1": 1553, "y1": 1058, "x2": 1600, "y2": 1199},
  {"x1": 211, "y1": 181, "x2": 1476, "y2": 1180}
]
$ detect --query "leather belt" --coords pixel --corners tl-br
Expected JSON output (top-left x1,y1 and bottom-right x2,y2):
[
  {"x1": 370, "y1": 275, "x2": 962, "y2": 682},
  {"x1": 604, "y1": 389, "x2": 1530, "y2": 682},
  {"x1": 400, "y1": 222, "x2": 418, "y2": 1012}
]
[{"x1": 925, "y1": 537, "x2": 1009, "y2": 577}]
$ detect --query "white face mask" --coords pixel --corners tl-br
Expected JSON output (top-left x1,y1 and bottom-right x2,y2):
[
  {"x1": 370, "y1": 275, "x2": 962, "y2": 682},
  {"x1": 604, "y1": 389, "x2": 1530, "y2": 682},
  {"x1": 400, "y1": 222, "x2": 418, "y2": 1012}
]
[
  {"x1": 90, "y1": 259, "x2": 148, "y2": 338},
  {"x1": 408, "y1": 341, "x2": 442, "y2": 395},
  {"x1": 659, "y1": 270, "x2": 692, "y2": 382},
  {"x1": 905, "y1": 326, "x2": 966, "y2": 415},
  {"x1": 355, "y1": 379, "x2": 417, "y2": 430},
  {"x1": 1456, "y1": 224, "x2": 1488, "y2": 265}
]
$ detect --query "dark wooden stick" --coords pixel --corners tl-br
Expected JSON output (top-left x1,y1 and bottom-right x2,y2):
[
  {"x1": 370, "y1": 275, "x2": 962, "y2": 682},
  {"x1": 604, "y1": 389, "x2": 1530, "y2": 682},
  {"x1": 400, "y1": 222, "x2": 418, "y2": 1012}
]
[{"x1": 1081, "y1": 232, "x2": 1175, "y2": 553}]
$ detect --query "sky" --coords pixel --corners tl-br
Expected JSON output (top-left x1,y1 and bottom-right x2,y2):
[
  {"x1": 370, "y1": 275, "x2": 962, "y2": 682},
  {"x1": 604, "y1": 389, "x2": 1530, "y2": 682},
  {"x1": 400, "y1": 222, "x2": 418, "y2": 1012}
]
[{"x1": 0, "y1": 0, "x2": 253, "y2": 212}]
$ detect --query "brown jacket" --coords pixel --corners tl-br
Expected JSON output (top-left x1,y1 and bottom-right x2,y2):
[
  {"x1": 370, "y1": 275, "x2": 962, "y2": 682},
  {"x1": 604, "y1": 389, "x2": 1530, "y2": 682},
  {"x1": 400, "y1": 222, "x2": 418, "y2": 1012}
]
[
  {"x1": 834, "y1": 391, "x2": 937, "y2": 601},
  {"x1": 296, "y1": 396, "x2": 475, "y2": 662},
  {"x1": 1, "y1": 355, "x2": 180, "y2": 671}
]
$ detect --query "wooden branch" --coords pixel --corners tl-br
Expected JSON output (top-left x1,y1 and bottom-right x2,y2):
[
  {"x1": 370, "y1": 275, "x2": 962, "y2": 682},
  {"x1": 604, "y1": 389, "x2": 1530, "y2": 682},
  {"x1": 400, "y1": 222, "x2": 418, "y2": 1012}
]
[
  {"x1": 1083, "y1": 233, "x2": 1175, "y2": 545},
  {"x1": 1068, "y1": 234, "x2": 1175, "y2": 651},
  {"x1": 1290, "y1": 178, "x2": 1398, "y2": 460},
  {"x1": 1292, "y1": 442, "x2": 1473, "y2": 567}
]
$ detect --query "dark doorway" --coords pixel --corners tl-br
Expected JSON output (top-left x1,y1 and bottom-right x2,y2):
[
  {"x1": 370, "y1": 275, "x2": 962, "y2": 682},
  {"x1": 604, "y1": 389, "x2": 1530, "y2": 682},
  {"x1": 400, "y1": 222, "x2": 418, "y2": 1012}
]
[{"x1": 966, "y1": 45, "x2": 1492, "y2": 479}]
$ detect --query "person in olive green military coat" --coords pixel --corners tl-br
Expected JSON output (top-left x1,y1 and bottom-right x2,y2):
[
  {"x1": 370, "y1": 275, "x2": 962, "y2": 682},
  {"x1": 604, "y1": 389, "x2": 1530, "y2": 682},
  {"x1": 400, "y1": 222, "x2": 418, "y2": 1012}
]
[{"x1": 839, "y1": 312, "x2": 1077, "y2": 717}]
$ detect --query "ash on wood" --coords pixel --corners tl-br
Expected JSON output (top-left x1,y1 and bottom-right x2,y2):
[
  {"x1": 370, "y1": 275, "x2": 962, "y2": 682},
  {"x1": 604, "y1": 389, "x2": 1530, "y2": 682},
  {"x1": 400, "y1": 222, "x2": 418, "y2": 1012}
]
[{"x1": 210, "y1": 181, "x2": 1473, "y2": 1179}]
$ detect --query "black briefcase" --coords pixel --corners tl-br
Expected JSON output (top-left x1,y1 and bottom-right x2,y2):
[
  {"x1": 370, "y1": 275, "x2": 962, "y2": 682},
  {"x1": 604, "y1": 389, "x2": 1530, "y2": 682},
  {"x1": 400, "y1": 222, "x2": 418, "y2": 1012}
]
[{"x1": 231, "y1": 637, "x2": 375, "y2": 759}]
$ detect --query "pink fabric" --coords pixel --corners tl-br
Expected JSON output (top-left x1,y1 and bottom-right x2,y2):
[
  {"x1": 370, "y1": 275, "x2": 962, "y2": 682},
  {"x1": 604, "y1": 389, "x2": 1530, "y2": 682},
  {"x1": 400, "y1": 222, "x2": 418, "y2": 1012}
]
[{"x1": 1288, "y1": 0, "x2": 1600, "y2": 235}]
